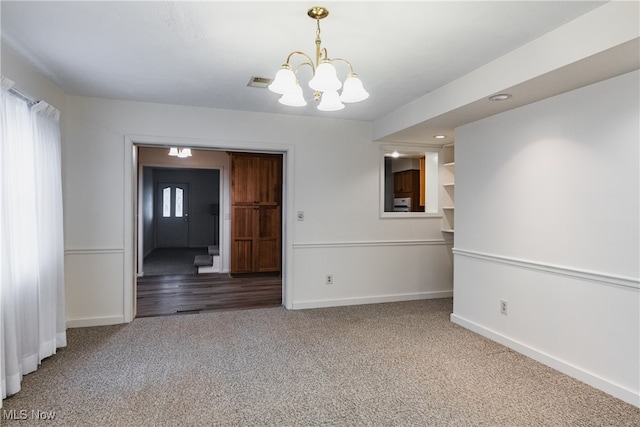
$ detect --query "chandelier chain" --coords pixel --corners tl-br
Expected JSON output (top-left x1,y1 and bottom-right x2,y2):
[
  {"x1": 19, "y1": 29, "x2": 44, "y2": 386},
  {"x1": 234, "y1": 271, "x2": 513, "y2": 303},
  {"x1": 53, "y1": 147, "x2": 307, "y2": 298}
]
[{"x1": 315, "y1": 19, "x2": 323, "y2": 66}]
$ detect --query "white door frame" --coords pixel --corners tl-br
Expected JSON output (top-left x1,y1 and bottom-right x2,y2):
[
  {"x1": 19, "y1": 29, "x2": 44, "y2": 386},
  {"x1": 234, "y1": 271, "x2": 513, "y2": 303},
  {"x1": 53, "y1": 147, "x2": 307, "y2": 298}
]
[{"x1": 123, "y1": 135, "x2": 294, "y2": 322}]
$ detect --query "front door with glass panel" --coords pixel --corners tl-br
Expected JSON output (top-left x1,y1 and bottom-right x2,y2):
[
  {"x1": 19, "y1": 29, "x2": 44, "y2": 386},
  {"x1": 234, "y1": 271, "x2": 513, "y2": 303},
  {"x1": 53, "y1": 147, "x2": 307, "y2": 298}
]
[{"x1": 156, "y1": 182, "x2": 189, "y2": 247}]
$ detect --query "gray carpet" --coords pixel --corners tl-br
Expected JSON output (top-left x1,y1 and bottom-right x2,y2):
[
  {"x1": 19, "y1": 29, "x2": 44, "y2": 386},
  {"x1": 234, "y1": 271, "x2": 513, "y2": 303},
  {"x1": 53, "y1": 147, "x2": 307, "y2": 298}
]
[{"x1": 3, "y1": 299, "x2": 638, "y2": 426}]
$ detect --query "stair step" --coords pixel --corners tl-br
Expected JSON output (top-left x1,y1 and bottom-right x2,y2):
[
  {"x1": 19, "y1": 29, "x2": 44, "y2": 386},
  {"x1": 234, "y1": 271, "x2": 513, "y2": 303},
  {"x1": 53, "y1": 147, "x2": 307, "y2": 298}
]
[
  {"x1": 194, "y1": 255, "x2": 213, "y2": 267},
  {"x1": 197, "y1": 255, "x2": 220, "y2": 274},
  {"x1": 208, "y1": 245, "x2": 219, "y2": 256}
]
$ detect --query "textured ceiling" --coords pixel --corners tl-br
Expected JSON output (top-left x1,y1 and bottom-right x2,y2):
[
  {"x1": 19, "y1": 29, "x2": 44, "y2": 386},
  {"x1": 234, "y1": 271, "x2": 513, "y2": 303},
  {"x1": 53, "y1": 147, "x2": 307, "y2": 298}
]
[{"x1": 1, "y1": 1, "x2": 607, "y2": 123}]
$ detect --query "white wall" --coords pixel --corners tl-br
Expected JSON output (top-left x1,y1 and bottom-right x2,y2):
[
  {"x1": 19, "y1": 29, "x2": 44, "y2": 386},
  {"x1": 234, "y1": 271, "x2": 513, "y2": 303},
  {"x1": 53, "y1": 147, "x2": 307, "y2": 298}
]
[
  {"x1": 452, "y1": 70, "x2": 640, "y2": 406},
  {"x1": 59, "y1": 95, "x2": 452, "y2": 325}
]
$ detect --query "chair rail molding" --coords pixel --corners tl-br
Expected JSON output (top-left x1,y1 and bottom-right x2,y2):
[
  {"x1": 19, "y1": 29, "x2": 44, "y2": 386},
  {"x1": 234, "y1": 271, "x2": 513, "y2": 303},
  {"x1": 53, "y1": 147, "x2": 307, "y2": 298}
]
[
  {"x1": 453, "y1": 248, "x2": 639, "y2": 290},
  {"x1": 294, "y1": 239, "x2": 450, "y2": 249},
  {"x1": 65, "y1": 248, "x2": 124, "y2": 255}
]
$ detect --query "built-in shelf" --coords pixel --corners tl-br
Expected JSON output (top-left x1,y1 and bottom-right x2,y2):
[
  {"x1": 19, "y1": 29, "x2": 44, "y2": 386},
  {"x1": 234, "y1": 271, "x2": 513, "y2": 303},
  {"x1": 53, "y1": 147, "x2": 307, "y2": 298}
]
[{"x1": 442, "y1": 143, "x2": 455, "y2": 235}]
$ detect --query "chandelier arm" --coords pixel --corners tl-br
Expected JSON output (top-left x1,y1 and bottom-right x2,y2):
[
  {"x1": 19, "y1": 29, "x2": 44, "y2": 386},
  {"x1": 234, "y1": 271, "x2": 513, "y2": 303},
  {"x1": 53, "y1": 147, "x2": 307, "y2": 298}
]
[
  {"x1": 321, "y1": 48, "x2": 329, "y2": 62},
  {"x1": 293, "y1": 62, "x2": 315, "y2": 74},
  {"x1": 285, "y1": 51, "x2": 316, "y2": 73},
  {"x1": 329, "y1": 58, "x2": 356, "y2": 74}
]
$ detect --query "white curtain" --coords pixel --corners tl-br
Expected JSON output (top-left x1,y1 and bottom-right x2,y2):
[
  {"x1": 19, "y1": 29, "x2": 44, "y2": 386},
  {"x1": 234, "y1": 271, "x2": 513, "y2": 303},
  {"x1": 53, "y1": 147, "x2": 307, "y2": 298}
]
[{"x1": 1, "y1": 77, "x2": 66, "y2": 403}]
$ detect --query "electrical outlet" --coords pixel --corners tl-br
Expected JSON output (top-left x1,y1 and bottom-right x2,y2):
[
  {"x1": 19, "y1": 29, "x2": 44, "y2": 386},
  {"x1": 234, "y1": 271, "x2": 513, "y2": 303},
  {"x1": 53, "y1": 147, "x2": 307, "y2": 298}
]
[
  {"x1": 297, "y1": 211, "x2": 304, "y2": 221},
  {"x1": 500, "y1": 299, "x2": 508, "y2": 315},
  {"x1": 326, "y1": 274, "x2": 333, "y2": 285}
]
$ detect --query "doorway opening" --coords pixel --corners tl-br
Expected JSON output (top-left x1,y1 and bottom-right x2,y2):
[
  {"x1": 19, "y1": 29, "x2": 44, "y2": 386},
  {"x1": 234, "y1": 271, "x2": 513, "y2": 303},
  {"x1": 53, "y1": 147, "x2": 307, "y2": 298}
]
[
  {"x1": 141, "y1": 166, "x2": 220, "y2": 276},
  {"x1": 134, "y1": 145, "x2": 284, "y2": 318}
]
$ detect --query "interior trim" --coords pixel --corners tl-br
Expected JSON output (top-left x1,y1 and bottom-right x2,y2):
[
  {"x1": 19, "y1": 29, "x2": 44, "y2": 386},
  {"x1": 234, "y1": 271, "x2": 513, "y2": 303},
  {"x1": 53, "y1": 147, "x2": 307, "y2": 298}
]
[
  {"x1": 450, "y1": 313, "x2": 639, "y2": 407},
  {"x1": 293, "y1": 290, "x2": 453, "y2": 310},
  {"x1": 64, "y1": 248, "x2": 124, "y2": 255},
  {"x1": 66, "y1": 315, "x2": 125, "y2": 329},
  {"x1": 453, "y1": 248, "x2": 639, "y2": 290},
  {"x1": 124, "y1": 134, "x2": 297, "y2": 320},
  {"x1": 294, "y1": 239, "x2": 450, "y2": 249}
]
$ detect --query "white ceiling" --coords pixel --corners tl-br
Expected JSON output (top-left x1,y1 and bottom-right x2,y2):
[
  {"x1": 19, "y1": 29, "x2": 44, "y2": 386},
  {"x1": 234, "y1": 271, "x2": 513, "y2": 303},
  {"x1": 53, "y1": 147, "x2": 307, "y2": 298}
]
[{"x1": 0, "y1": 1, "x2": 619, "y2": 135}]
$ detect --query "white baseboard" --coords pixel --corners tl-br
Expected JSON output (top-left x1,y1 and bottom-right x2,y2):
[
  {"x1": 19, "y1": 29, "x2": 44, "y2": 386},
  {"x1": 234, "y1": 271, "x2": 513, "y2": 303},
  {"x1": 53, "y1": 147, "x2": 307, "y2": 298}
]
[
  {"x1": 291, "y1": 290, "x2": 453, "y2": 310},
  {"x1": 66, "y1": 315, "x2": 125, "y2": 329},
  {"x1": 450, "y1": 313, "x2": 640, "y2": 408}
]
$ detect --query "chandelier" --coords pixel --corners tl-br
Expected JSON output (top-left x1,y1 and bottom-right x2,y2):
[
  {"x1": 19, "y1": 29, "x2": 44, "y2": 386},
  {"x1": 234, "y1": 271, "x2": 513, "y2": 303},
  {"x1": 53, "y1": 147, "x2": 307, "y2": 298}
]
[{"x1": 268, "y1": 6, "x2": 369, "y2": 111}]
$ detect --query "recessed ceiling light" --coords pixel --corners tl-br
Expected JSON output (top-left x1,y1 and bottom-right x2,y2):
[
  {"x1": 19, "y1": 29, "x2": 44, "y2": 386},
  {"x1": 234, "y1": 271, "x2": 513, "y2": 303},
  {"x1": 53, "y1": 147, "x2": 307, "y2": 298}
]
[
  {"x1": 434, "y1": 135, "x2": 446, "y2": 139},
  {"x1": 489, "y1": 93, "x2": 512, "y2": 101},
  {"x1": 390, "y1": 151, "x2": 400, "y2": 158}
]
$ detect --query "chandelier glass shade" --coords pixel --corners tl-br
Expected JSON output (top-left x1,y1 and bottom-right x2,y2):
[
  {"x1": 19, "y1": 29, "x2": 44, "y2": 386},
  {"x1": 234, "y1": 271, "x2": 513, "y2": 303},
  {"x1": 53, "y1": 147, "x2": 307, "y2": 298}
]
[
  {"x1": 308, "y1": 60, "x2": 342, "y2": 92},
  {"x1": 317, "y1": 90, "x2": 344, "y2": 111},
  {"x1": 268, "y1": 6, "x2": 369, "y2": 110},
  {"x1": 279, "y1": 82, "x2": 307, "y2": 107},
  {"x1": 168, "y1": 147, "x2": 192, "y2": 158}
]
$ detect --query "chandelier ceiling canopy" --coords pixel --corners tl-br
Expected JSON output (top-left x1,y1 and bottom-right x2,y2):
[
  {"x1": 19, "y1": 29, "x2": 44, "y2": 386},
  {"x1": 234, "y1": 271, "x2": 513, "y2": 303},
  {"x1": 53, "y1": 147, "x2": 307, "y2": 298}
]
[{"x1": 268, "y1": 6, "x2": 369, "y2": 112}]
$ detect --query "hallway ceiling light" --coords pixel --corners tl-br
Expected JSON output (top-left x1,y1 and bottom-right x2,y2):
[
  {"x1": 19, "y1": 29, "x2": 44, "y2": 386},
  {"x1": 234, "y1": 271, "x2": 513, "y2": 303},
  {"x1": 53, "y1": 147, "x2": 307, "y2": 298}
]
[
  {"x1": 489, "y1": 93, "x2": 512, "y2": 101},
  {"x1": 168, "y1": 147, "x2": 192, "y2": 158},
  {"x1": 268, "y1": 6, "x2": 369, "y2": 111}
]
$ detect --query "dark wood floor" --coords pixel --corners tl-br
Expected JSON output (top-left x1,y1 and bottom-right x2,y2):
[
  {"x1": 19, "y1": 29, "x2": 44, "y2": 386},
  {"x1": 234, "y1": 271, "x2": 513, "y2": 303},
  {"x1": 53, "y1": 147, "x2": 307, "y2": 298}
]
[{"x1": 136, "y1": 273, "x2": 282, "y2": 318}]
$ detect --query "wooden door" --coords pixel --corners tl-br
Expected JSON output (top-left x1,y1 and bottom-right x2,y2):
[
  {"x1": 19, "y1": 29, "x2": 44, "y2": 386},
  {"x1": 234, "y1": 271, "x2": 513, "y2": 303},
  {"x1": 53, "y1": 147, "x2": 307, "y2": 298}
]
[
  {"x1": 230, "y1": 152, "x2": 283, "y2": 274},
  {"x1": 256, "y1": 155, "x2": 282, "y2": 205},
  {"x1": 231, "y1": 155, "x2": 259, "y2": 205},
  {"x1": 256, "y1": 205, "x2": 281, "y2": 272},
  {"x1": 231, "y1": 205, "x2": 256, "y2": 273},
  {"x1": 230, "y1": 205, "x2": 281, "y2": 273}
]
